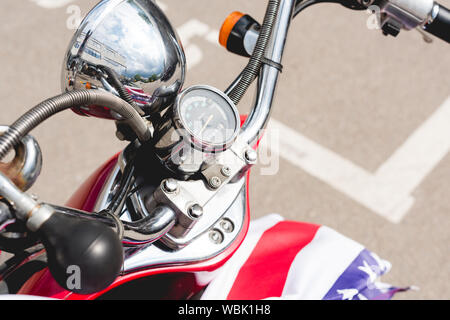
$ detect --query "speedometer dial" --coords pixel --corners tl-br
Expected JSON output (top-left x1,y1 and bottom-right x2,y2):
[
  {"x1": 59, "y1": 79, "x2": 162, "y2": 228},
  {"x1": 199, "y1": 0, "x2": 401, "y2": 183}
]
[{"x1": 175, "y1": 85, "x2": 239, "y2": 152}]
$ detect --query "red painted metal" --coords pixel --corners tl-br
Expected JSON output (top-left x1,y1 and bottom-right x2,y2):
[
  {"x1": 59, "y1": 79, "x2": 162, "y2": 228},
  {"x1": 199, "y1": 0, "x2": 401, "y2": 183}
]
[{"x1": 65, "y1": 153, "x2": 120, "y2": 212}]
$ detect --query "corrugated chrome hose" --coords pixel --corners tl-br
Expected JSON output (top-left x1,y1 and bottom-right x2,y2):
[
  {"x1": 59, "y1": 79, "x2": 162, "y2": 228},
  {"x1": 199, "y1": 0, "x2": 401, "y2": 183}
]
[
  {"x1": 227, "y1": 0, "x2": 280, "y2": 105},
  {"x1": 99, "y1": 66, "x2": 143, "y2": 114},
  {"x1": 0, "y1": 90, "x2": 151, "y2": 161}
]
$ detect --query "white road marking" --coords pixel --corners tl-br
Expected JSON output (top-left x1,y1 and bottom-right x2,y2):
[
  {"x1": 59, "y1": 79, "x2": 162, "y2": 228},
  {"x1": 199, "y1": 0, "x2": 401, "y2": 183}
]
[
  {"x1": 177, "y1": 19, "x2": 210, "y2": 44},
  {"x1": 261, "y1": 97, "x2": 450, "y2": 223},
  {"x1": 184, "y1": 45, "x2": 204, "y2": 71},
  {"x1": 176, "y1": 19, "x2": 219, "y2": 70},
  {"x1": 30, "y1": 0, "x2": 76, "y2": 8},
  {"x1": 205, "y1": 30, "x2": 220, "y2": 45},
  {"x1": 375, "y1": 96, "x2": 450, "y2": 200}
]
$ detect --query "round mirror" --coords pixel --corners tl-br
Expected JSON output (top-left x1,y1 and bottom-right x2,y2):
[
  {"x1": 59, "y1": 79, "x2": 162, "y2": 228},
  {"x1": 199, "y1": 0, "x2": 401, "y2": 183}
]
[{"x1": 61, "y1": 0, "x2": 186, "y2": 119}]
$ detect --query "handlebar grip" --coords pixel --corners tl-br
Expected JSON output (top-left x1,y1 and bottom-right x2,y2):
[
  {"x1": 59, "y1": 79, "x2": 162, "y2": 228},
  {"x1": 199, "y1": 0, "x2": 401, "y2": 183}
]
[{"x1": 424, "y1": 4, "x2": 450, "y2": 43}]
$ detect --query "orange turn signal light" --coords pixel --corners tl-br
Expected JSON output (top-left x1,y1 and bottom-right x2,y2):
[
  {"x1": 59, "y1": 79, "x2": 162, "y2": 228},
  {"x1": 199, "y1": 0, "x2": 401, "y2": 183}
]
[{"x1": 219, "y1": 11, "x2": 245, "y2": 48}]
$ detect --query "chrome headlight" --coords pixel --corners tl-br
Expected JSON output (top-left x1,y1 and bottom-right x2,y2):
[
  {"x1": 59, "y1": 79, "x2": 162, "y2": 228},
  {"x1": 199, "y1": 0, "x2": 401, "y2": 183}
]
[{"x1": 61, "y1": 0, "x2": 186, "y2": 118}]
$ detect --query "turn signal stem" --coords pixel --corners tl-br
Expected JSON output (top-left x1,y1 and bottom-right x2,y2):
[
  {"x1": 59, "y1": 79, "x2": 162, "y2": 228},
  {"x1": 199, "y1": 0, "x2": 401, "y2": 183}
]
[{"x1": 219, "y1": 12, "x2": 261, "y2": 57}]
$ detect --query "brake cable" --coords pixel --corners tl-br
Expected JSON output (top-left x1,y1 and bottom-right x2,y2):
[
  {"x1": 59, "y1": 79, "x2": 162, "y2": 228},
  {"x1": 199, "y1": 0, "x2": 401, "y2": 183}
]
[{"x1": 98, "y1": 155, "x2": 137, "y2": 241}]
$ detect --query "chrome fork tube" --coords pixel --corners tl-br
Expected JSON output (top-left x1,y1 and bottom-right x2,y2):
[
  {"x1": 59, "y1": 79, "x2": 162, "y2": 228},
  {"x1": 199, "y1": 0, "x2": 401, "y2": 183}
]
[{"x1": 240, "y1": 0, "x2": 296, "y2": 146}]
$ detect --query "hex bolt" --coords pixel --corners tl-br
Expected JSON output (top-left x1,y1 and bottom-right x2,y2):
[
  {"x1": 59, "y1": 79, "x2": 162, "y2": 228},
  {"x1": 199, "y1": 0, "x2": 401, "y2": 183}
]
[
  {"x1": 209, "y1": 229, "x2": 224, "y2": 244},
  {"x1": 244, "y1": 148, "x2": 257, "y2": 164},
  {"x1": 209, "y1": 176, "x2": 222, "y2": 189},
  {"x1": 220, "y1": 219, "x2": 234, "y2": 233},
  {"x1": 221, "y1": 166, "x2": 232, "y2": 177},
  {"x1": 162, "y1": 178, "x2": 178, "y2": 193},
  {"x1": 188, "y1": 204, "x2": 203, "y2": 219}
]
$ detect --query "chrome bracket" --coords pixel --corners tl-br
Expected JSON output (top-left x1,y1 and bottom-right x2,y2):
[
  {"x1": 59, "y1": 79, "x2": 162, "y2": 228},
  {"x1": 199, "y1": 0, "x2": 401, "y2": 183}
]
[{"x1": 150, "y1": 137, "x2": 253, "y2": 249}]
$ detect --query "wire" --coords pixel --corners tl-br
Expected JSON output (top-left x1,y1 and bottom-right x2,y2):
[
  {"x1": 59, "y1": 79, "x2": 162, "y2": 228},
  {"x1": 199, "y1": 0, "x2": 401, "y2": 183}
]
[
  {"x1": 294, "y1": 0, "x2": 327, "y2": 17},
  {"x1": 97, "y1": 156, "x2": 136, "y2": 241}
]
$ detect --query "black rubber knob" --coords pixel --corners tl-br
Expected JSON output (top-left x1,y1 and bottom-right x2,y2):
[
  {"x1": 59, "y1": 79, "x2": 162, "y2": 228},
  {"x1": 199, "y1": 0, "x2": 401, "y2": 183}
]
[
  {"x1": 38, "y1": 212, "x2": 123, "y2": 294},
  {"x1": 424, "y1": 4, "x2": 450, "y2": 43}
]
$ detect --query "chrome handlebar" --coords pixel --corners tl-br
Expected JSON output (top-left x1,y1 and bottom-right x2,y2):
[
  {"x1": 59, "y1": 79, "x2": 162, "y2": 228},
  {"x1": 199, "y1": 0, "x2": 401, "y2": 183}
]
[
  {"x1": 240, "y1": 0, "x2": 297, "y2": 146},
  {"x1": 241, "y1": 0, "x2": 446, "y2": 147}
]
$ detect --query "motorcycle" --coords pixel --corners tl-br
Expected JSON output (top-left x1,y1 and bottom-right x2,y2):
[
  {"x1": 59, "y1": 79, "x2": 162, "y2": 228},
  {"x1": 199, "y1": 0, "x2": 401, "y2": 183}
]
[{"x1": 0, "y1": 0, "x2": 447, "y2": 300}]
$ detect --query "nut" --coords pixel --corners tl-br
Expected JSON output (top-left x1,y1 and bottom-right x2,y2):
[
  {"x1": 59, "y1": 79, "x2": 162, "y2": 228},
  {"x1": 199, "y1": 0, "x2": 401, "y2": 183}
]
[
  {"x1": 220, "y1": 219, "x2": 234, "y2": 233},
  {"x1": 162, "y1": 178, "x2": 178, "y2": 193},
  {"x1": 208, "y1": 176, "x2": 222, "y2": 189},
  {"x1": 244, "y1": 148, "x2": 257, "y2": 164},
  {"x1": 221, "y1": 166, "x2": 232, "y2": 177},
  {"x1": 188, "y1": 204, "x2": 203, "y2": 219},
  {"x1": 209, "y1": 229, "x2": 224, "y2": 244}
]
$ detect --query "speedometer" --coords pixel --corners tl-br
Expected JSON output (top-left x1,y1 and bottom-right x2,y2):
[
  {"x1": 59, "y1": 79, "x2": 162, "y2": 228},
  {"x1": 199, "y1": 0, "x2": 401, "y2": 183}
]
[{"x1": 174, "y1": 85, "x2": 240, "y2": 152}]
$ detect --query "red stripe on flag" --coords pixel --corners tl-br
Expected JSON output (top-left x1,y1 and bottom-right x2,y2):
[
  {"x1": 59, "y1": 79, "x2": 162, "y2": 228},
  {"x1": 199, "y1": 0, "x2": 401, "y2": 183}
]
[{"x1": 227, "y1": 221, "x2": 320, "y2": 300}]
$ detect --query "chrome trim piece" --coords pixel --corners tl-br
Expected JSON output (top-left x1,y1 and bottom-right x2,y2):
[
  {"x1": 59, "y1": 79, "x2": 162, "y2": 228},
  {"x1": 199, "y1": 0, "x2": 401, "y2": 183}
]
[
  {"x1": 123, "y1": 179, "x2": 246, "y2": 273},
  {"x1": 51, "y1": 203, "x2": 176, "y2": 246},
  {"x1": 243, "y1": 26, "x2": 260, "y2": 56},
  {"x1": 93, "y1": 164, "x2": 121, "y2": 212},
  {"x1": 381, "y1": 0, "x2": 436, "y2": 29},
  {"x1": 0, "y1": 171, "x2": 54, "y2": 232},
  {"x1": 430, "y1": 3, "x2": 440, "y2": 22},
  {"x1": 0, "y1": 172, "x2": 37, "y2": 221},
  {"x1": 173, "y1": 85, "x2": 241, "y2": 153},
  {"x1": 151, "y1": 135, "x2": 249, "y2": 246},
  {"x1": 121, "y1": 205, "x2": 176, "y2": 245},
  {"x1": 0, "y1": 126, "x2": 42, "y2": 191},
  {"x1": 388, "y1": 0, "x2": 435, "y2": 21},
  {"x1": 26, "y1": 204, "x2": 54, "y2": 232}
]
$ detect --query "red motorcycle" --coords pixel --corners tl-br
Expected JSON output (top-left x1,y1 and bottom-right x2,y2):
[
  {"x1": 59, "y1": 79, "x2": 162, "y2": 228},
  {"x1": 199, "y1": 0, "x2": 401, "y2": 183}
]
[{"x1": 0, "y1": 0, "x2": 447, "y2": 300}]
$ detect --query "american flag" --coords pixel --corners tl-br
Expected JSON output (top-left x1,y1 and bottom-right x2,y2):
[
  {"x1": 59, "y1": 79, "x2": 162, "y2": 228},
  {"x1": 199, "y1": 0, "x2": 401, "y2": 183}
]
[
  {"x1": 200, "y1": 214, "x2": 410, "y2": 300},
  {"x1": 124, "y1": 86, "x2": 152, "y2": 105}
]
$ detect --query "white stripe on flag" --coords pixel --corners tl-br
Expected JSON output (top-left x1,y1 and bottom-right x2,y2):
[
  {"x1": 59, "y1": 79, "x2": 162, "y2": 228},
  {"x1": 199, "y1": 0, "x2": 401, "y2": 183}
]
[
  {"x1": 279, "y1": 226, "x2": 364, "y2": 300},
  {"x1": 200, "y1": 214, "x2": 284, "y2": 300}
]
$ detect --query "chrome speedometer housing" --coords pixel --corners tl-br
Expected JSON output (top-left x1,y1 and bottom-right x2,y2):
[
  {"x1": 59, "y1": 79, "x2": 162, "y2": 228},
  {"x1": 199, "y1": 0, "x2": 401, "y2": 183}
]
[
  {"x1": 174, "y1": 85, "x2": 240, "y2": 153},
  {"x1": 153, "y1": 85, "x2": 240, "y2": 178}
]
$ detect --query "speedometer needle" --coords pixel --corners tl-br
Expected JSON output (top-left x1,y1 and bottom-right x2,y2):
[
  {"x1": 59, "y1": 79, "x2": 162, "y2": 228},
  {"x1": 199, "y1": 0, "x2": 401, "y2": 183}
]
[{"x1": 199, "y1": 114, "x2": 214, "y2": 136}]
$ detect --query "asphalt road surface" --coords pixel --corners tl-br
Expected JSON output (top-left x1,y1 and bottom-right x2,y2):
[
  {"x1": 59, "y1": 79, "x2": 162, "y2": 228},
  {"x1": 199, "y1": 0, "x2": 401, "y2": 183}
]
[{"x1": 1, "y1": 0, "x2": 449, "y2": 299}]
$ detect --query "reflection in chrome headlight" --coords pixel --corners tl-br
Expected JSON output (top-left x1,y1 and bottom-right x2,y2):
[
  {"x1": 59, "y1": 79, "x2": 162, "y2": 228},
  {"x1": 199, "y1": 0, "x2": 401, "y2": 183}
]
[{"x1": 61, "y1": 0, "x2": 186, "y2": 119}]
